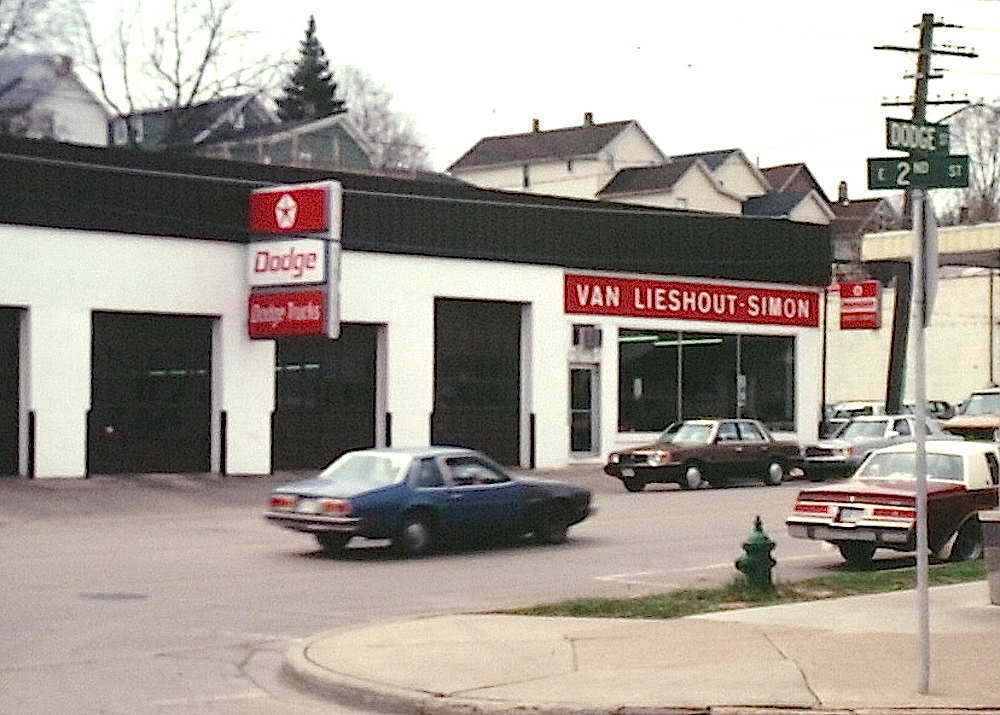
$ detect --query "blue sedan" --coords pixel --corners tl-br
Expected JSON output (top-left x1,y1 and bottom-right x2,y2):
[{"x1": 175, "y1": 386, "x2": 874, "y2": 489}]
[{"x1": 265, "y1": 446, "x2": 594, "y2": 557}]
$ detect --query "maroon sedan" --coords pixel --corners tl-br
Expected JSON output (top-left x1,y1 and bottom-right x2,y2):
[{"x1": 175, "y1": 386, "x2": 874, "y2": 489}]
[
  {"x1": 605, "y1": 418, "x2": 799, "y2": 492},
  {"x1": 786, "y1": 440, "x2": 999, "y2": 566}
]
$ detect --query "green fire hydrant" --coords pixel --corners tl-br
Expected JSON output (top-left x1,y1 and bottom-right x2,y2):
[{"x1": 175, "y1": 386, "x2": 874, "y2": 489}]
[{"x1": 735, "y1": 515, "x2": 776, "y2": 592}]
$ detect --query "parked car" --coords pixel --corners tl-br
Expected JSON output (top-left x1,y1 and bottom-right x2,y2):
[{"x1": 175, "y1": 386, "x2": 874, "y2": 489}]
[
  {"x1": 820, "y1": 400, "x2": 952, "y2": 437},
  {"x1": 786, "y1": 440, "x2": 1000, "y2": 566},
  {"x1": 265, "y1": 446, "x2": 593, "y2": 557},
  {"x1": 604, "y1": 418, "x2": 799, "y2": 492},
  {"x1": 942, "y1": 387, "x2": 1000, "y2": 440},
  {"x1": 797, "y1": 414, "x2": 960, "y2": 482}
]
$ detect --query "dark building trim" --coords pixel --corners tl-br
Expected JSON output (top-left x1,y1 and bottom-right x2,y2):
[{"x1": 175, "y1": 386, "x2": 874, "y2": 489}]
[{"x1": 0, "y1": 136, "x2": 832, "y2": 286}]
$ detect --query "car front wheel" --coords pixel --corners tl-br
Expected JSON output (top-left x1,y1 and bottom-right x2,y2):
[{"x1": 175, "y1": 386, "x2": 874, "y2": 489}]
[
  {"x1": 535, "y1": 505, "x2": 570, "y2": 544},
  {"x1": 682, "y1": 464, "x2": 705, "y2": 490},
  {"x1": 764, "y1": 461, "x2": 786, "y2": 486},
  {"x1": 622, "y1": 477, "x2": 645, "y2": 492}
]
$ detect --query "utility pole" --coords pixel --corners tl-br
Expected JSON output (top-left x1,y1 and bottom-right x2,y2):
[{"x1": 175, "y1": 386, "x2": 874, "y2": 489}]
[
  {"x1": 876, "y1": 15, "x2": 976, "y2": 415},
  {"x1": 873, "y1": 13, "x2": 976, "y2": 696}
]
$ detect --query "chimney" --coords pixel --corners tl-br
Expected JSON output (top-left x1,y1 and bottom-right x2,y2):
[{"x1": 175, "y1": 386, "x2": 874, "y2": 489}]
[
  {"x1": 583, "y1": 112, "x2": 593, "y2": 126},
  {"x1": 532, "y1": 118, "x2": 540, "y2": 132},
  {"x1": 838, "y1": 181, "x2": 849, "y2": 205}
]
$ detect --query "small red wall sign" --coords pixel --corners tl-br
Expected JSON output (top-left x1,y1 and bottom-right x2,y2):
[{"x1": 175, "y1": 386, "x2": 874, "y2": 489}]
[
  {"x1": 249, "y1": 184, "x2": 330, "y2": 235},
  {"x1": 248, "y1": 289, "x2": 326, "y2": 338},
  {"x1": 838, "y1": 280, "x2": 881, "y2": 330}
]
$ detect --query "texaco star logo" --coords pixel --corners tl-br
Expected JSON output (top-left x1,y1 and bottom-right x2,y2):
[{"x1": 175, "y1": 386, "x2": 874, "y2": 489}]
[{"x1": 275, "y1": 193, "x2": 298, "y2": 229}]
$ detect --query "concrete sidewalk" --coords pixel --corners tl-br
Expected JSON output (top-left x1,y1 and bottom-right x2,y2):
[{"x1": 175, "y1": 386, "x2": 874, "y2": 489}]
[{"x1": 285, "y1": 581, "x2": 1000, "y2": 714}]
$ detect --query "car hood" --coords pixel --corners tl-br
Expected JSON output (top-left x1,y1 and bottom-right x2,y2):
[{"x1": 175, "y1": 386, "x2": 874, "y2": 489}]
[{"x1": 943, "y1": 414, "x2": 1000, "y2": 428}]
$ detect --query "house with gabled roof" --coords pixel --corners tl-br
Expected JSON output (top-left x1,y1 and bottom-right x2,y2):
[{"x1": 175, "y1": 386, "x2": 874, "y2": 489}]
[
  {"x1": 595, "y1": 156, "x2": 744, "y2": 213},
  {"x1": 828, "y1": 188, "x2": 904, "y2": 279},
  {"x1": 448, "y1": 117, "x2": 832, "y2": 224},
  {"x1": 0, "y1": 54, "x2": 109, "y2": 146},
  {"x1": 109, "y1": 93, "x2": 375, "y2": 172},
  {"x1": 447, "y1": 113, "x2": 666, "y2": 198}
]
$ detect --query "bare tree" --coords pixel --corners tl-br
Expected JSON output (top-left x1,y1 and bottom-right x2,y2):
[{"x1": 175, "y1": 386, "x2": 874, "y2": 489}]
[
  {"x1": 0, "y1": 0, "x2": 82, "y2": 55},
  {"x1": 79, "y1": 0, "x2": 277, "y2": 141},
  {"x1": 941, "y1": 103, "x2": 1000, "y2": 224},
  {"x1": 334, "y1": 64, "x2": 431, "y2": 172}
]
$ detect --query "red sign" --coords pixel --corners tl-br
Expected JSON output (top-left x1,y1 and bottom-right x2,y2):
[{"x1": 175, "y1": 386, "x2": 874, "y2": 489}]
[
  {"x1": 564, "y1": 274, "x2": 820, "y2": 327},
  {"x1": 249, "y1": 184, "x2": 331, "y2": 235},
  {"x1": 248, "y1": 289, "x2": 325, "y2": 338},
  {"x1": 838, "y1": 280, "x2": 881, "y2": 330}
]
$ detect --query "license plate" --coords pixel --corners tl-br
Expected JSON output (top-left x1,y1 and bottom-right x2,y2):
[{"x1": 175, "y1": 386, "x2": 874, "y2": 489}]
[
  {"x1": 836, "y1": 506, "x2": 864, "y2": 523},
  {"x1": 621, "y1": 468, "x2": 635, "y2": 477},
  {"x1": 296, "y1": 499, "x2": 320, "y2": 514}
]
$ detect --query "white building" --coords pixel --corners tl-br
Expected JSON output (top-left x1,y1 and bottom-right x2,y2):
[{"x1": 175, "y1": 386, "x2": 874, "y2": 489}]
[{"x1": 0, "y1": 136, "x2": 831, "y2": 478}]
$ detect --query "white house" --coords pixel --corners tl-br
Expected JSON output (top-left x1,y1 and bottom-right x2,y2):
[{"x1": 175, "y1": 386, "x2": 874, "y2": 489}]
[
  {"x1": 0, "y1": 54, "x2": 109, "y2": 146},
  {"x1": 448, "y1": 115, "x2": 833, "y2": 225}
]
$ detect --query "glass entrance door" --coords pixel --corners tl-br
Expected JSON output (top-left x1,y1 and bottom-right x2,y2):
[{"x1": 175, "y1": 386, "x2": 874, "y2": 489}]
[{"x1": 570, "y1": 367, "x2": 598, "y2": 455}]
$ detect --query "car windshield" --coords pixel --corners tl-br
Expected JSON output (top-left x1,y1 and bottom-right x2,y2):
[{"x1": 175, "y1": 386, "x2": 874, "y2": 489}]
[
  {"x1": 317, "y1": 451, "x2": 413, "y2": 489},
  {"x1": 657, "y1": 423, "x2": 681, "y2": 442},
  {"x1": 835, "y1": 420, "x2": 889, "y2": 441},
  {"x1": 961, "y1": 393, "x2": 1000, "y2": 416},
  {"x1": 671, "y1": 423, "x2": 714, "y2": 444},
  {"x1": 855, "y1": 452, "x2": 963, "y2": 482}
]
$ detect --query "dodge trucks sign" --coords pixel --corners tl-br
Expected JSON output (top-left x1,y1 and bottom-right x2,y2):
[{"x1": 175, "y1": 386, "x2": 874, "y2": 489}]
[
  {"x1": 248, "y1": 289, "x2": 325, "y2": 338},
  {"x1": 564, "y1": 273, "x2": 819, "y2": 327}
]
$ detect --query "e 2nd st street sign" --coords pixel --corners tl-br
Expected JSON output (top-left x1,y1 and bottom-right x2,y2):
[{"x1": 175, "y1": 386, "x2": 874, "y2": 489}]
[{"x1": 867, "y1": 154, "x2": 970, "y2": 190}]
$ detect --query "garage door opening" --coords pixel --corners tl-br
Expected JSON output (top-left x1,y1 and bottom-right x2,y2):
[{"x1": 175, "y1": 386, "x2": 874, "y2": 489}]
[
  {"x1": 271, "y1": 324, "x2": 378, "y2": 470},
  {"x1": 89, "y1": 313, "x2": 213, "y2": 474},
  {"x1": 0, "y1": 308, "x2": 19, "y2": 476},
  {"x1": 432, "y1": 299, "x2": 521, "y2": 465}
]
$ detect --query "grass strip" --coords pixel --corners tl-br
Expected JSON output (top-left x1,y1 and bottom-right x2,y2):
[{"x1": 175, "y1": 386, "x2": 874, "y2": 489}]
[{"x1": 498, "y1": 560, "x2": 986, "y2": 620}]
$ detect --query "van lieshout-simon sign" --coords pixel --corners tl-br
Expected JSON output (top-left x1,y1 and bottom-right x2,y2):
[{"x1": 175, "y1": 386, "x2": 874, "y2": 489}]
[{"x1": 564, "y1": 274, "x2": 820, "y2": 327}]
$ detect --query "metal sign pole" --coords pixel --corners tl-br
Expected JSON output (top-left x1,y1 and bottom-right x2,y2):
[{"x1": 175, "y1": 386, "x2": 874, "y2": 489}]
[{"x1": 910, "y1": 187, "x2": 930, "y2": 694}]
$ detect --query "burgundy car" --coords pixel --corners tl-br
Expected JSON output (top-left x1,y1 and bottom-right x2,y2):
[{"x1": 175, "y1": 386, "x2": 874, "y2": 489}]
[
  {"x1": 604, "y1": 418, "x2": 800, "y2": 492},
  {"x1": 786, "y1": 440, "x2": 1000, "y2": 566}
]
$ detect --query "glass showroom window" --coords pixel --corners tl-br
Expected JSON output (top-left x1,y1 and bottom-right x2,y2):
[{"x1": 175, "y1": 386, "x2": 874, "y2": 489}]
[{"x1": 617, "y1": 329, "x2": 794, "y2": 432}]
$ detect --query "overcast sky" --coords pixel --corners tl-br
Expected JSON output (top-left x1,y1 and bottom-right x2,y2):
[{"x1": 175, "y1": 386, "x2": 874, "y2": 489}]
[{"x1": 237, "y1": 0, "x2": 999, "y2": 198}]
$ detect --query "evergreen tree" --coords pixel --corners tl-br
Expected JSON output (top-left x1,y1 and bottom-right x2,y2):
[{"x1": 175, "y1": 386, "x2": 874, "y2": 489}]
[{"x1": 276, "y1": 16, "x2": 345, "y2": 121}]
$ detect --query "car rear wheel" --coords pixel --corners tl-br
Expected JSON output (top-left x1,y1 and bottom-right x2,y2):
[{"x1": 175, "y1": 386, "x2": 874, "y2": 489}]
[
  {"x1": 315, "y1": 532, "x2": 350, "y2": 553},
  {"x1": 393, "y1": 513, "x2": 433, "y2": 558},
  {"x1": 622, "y1": 477, "x2": 645, "y2": 492},
  {"x1": 837, "y1": 541, "x2": 876, "y2": 567},
  {"x1": 682, "y1": 464, "x2": 705, "y2": 490},
  {"x1": 948, "y1": 518, "x2": 984, "y2": 562},
  {"x1": 764, "y1": 461, "x2": 785, "y2": 486}
]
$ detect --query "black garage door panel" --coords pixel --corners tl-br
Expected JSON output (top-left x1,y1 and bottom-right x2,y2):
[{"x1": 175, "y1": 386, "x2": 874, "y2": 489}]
[{"x1": 90, "y1": 313, "x2": 212, "y2": 474}]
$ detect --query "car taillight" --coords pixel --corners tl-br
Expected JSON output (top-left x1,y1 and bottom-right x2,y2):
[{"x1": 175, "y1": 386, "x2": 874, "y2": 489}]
[
  {"x1": 270, "y1": 494, "x2": 296, "y2": 511},
  {"x1": 794, "y1": 501, "x2": 830, "y2": 515},
  {"x1": 318, "y1": 499, "x2": 351, "y2": 516},
  {"x1": 872, "y1": 507, "x2": 916, "y2": 520}
]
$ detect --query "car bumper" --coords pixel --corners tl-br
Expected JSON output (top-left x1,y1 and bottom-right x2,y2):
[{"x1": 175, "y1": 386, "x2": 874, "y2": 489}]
[
  {"x1": 265, "y1": 511, "x2": 362, "y2": 534},
  {"x1": 786, "y1": 519, "x2": 913, "y2": 546}
]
